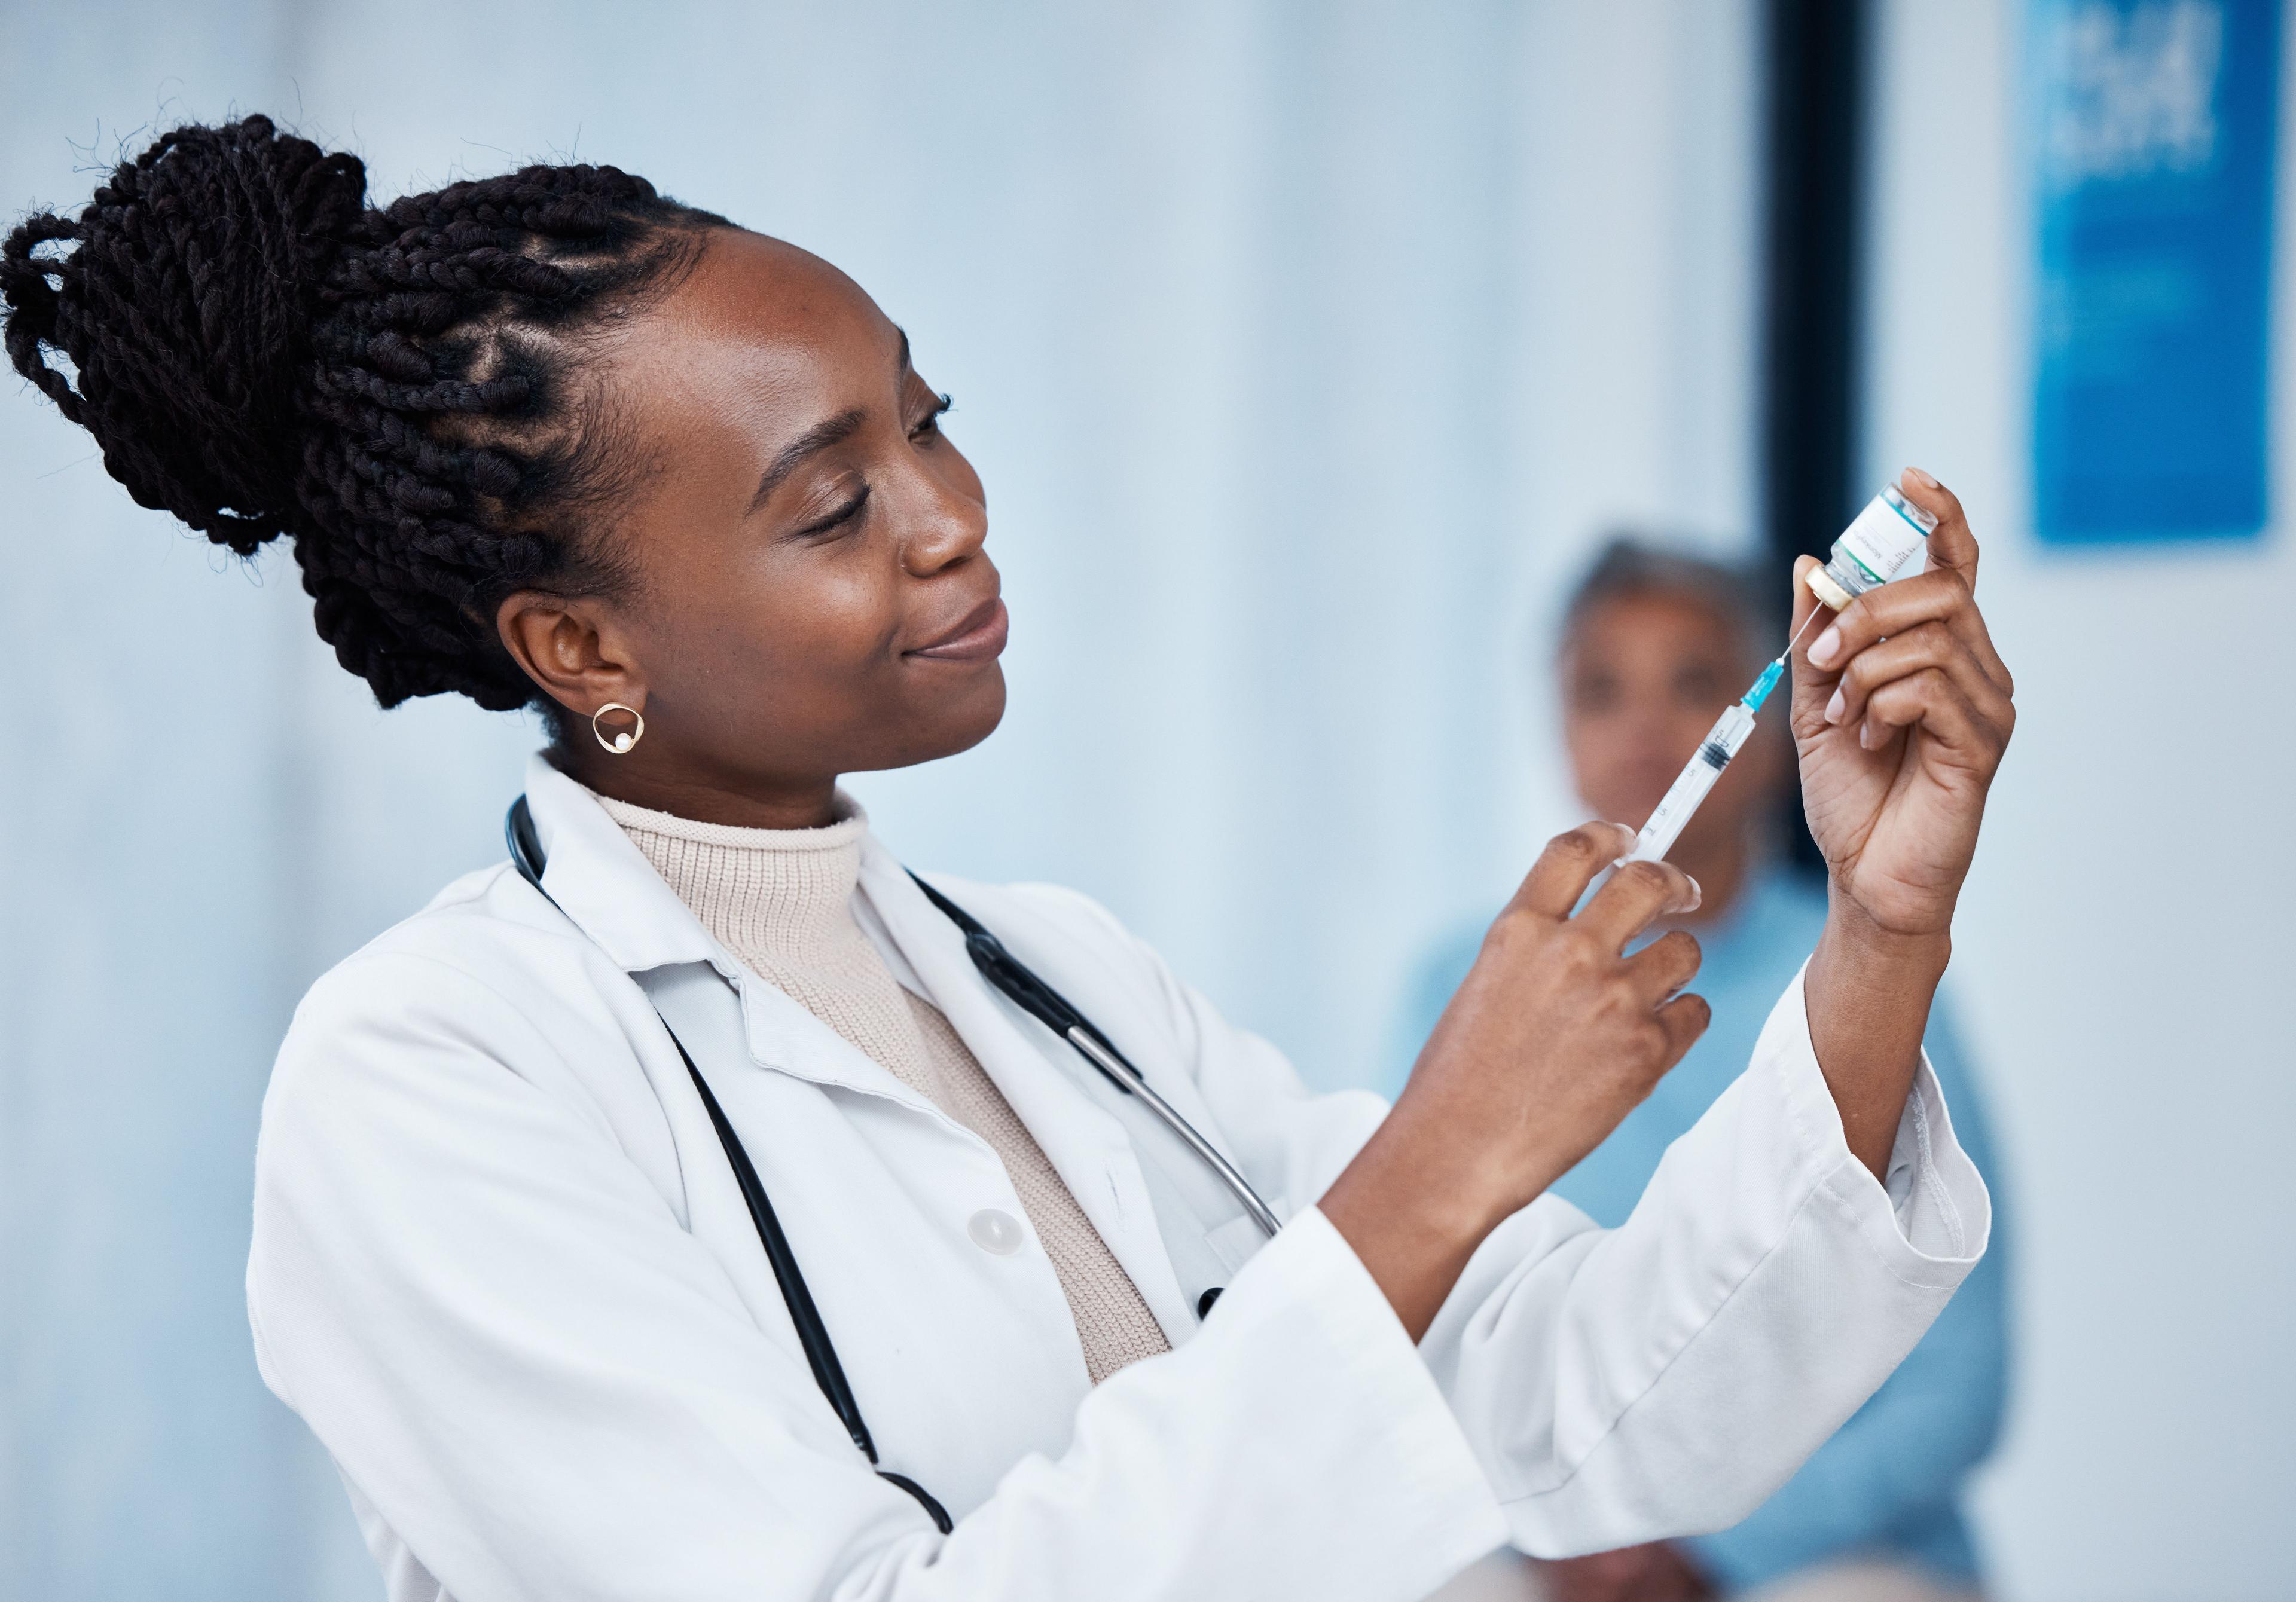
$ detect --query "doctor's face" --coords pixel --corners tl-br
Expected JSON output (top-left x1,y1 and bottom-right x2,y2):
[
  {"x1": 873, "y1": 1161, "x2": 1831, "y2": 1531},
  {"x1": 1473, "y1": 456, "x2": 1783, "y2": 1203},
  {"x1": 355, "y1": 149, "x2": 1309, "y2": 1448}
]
[
  {"x1": 502, "y1": 228, "x2": 1003, "y2": 810},
  {"x1": 1559, "y1": 591, "x2": 1785, "y2": 858}
]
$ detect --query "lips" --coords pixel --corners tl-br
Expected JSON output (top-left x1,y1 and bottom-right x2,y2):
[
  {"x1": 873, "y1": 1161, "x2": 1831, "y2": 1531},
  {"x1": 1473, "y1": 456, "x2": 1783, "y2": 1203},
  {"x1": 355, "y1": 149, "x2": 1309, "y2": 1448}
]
[{"x1": 909, "y1": 594, "x2": 1009, "y2": 661}]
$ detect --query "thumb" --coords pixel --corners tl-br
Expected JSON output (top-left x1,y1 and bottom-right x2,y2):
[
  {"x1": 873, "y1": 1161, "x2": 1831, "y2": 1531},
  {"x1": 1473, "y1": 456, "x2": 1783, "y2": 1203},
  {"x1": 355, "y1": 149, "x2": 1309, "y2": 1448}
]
[
  {"x1": 1787, "y1": 554, "x2": 1838, "y2": 718},
  {"x1": 1895, "y1": 467, "x2": 1979, "y2": 593}
]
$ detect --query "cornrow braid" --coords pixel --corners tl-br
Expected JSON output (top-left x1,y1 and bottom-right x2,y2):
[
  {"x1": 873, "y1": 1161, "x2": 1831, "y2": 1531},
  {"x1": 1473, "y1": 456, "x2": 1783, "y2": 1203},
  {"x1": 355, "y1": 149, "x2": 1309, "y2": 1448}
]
[{"x1": 1, "y1": 115, "x2": 727, "y2": 709}]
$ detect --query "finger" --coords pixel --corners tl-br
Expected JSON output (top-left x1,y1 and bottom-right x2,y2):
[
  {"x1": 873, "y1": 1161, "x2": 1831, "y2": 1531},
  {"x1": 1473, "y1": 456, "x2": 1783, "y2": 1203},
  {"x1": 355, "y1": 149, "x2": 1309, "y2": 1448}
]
[
  {"x1": 1577, "y1": 857, "x2": 1700, "y2": 951},
  {"x1": 1806, "y1": 568, "x2": 2013, "y2": 698},
  {"x1": 1823, "y1": 620, "x2": 2014, "y2": 735},
  {"x1": 1859, "y1": 666, "x2": 2007, "y2": 769},
  {"x1": 1785, "y1": 555, "x2": 1839, "y2": 716},
  {"x1": 1894, "y1": 466, "x2": 1979, "y2": 593},
  {"x1": 1512, "y1": 821, "x2": 1641, "y2": 921},
  {"x1": 1653, "y1": 990, "x2": 1712, "y2": 1071},
  {"x1": 1625, "y1": 928, "x2": 1703, "y2": 1002}
]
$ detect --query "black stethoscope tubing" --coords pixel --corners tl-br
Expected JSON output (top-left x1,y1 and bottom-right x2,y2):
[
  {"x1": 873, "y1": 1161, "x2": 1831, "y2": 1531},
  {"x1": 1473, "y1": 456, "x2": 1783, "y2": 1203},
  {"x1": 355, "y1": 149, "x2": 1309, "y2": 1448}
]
[{"x1": 503, "y1": 795, "x2": 1276, "y2": 1533}]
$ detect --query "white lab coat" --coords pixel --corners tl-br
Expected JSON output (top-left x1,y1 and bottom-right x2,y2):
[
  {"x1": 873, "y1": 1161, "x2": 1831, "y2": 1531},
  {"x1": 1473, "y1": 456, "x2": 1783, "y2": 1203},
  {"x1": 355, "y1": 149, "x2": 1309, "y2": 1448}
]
[{"x1": 246, "y1": 755, "x2": 1990, "y2": 1602}]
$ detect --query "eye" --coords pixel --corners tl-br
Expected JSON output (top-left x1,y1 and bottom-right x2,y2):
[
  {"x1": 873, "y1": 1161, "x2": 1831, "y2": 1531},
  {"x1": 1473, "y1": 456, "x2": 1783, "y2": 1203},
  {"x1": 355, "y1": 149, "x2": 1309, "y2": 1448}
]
[
  {"x1": 797, "y1": 485, "x2": 871, "y2": 538},
  {"x1": 909, "y1": 392, "x2": 954, "y2": 442},
  {"x1": 1674, "y1": 664, "x2": 1726, "y2": 702},
  {"x1": 1571, "y1": 671, "x2": 1621, "y2": 713}
]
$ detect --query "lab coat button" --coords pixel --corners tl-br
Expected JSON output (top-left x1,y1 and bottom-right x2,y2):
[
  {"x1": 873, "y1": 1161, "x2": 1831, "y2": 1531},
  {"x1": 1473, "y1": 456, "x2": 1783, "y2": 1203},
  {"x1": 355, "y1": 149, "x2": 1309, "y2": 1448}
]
[{"x1": 967, "y1": 1208, "x2": 1025, "y2": 1255}]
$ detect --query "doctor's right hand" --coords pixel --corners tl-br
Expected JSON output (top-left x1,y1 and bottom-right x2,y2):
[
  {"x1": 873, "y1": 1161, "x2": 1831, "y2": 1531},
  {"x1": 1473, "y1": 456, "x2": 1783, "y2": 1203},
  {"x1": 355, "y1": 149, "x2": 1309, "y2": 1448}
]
[{"x1": 1321, "y1": 823, "x2": 1708, "y2": 1340}]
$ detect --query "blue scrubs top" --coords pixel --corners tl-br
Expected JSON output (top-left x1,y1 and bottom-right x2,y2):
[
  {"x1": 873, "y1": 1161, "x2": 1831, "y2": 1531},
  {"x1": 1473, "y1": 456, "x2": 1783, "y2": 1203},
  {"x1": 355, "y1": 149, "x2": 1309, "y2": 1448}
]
[{"x1": 1390, "y1": 866, "x2": 2008, "y2": 1593}]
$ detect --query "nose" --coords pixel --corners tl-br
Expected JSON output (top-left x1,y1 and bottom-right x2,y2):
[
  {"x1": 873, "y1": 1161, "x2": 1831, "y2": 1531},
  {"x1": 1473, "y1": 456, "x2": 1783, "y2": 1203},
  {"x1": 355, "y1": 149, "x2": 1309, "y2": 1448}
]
[{"x1": 900, "y1": 467, "x2": 988, "y2": 577}]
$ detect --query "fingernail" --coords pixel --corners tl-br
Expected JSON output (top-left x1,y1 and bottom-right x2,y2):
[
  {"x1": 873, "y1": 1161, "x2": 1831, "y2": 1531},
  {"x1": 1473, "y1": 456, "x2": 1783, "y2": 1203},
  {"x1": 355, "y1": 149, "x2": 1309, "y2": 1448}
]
[
  {"x1": 1683, "y1": 875, "x2": 1702, "y2": 911},
  {"x1": 1811, "y1": 625, "x2": 1842, "y2": 667},
  {"x1": 1904, "y1": 465, "x2": 1940, "y2": 489},
  {"x1": 1825, "y1": 685, "x2": 1846, "y2": 724},
  {"x1": 1858, "y1": 721, "x2": 1876, "y2": 750}
]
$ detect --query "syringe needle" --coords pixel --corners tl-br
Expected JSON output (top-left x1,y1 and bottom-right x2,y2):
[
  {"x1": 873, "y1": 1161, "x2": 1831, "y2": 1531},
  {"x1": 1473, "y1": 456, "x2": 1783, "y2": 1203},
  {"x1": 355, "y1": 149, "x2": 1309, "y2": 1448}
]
[{"x1": 1781, "y1": 604, "x2": 1825, "y2": 659}]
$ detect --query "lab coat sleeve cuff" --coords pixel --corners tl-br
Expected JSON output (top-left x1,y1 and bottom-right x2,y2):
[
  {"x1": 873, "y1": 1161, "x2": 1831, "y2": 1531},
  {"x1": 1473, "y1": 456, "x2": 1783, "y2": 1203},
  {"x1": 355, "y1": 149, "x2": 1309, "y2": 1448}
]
[
  {"x1": 1202, "y1": 1205, "x2": 1509, "y2": 1594},
  {"x1": 1766, "y1": 961, "x2": 1991, "y2": 1279},
  {"x1": 1408, "y1": 963, "x2": 1992, "y2": 1555}
]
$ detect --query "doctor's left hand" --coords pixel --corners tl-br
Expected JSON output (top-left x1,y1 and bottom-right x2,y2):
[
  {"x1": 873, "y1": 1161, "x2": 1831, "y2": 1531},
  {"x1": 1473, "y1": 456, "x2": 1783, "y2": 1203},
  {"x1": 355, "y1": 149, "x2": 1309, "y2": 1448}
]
[
  {"x1": 1790, "y1": 468, "x2": 2015, "y2": 941},
  {"x1": 1788, "y1": 468, "x2": 2014, "y2": 1179}
]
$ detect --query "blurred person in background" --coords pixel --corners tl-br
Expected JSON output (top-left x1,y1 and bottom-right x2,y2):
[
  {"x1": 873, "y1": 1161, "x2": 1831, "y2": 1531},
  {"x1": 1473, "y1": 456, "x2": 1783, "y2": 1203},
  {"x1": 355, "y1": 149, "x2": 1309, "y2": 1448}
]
[{"x1": 1400, "y1": 540, "x2": 2008, "y2": 1602}]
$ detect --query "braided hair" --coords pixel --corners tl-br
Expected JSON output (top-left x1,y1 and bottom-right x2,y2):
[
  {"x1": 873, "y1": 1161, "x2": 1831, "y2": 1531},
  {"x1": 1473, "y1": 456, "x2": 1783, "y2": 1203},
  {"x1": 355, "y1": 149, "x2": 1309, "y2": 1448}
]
[{"x1": 1, "y1": 115, "x2": 727, "y2": 710}]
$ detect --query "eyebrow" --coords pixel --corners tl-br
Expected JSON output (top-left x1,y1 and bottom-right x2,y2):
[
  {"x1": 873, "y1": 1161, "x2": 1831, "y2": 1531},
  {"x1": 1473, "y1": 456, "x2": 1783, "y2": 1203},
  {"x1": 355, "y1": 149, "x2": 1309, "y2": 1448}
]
[
  {"x1": 749, "y1": 408, "x2": 864, "y2": 513},
  {"x1": 745, "y1": 327, "x2": 915, "y2": 515}
]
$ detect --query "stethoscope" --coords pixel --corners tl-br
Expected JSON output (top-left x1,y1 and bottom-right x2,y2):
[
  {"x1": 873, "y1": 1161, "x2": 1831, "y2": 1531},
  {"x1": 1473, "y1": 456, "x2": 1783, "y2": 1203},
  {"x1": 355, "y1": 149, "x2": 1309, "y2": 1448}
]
[{"x1": 505, "y1": 796, "x2": 1279, "y2": 1533}]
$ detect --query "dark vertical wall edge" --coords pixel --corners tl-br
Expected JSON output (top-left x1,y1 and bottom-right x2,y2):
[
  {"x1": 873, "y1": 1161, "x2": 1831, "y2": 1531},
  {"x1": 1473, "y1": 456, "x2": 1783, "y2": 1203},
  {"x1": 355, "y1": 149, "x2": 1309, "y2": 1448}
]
[{"x1": 1761, "y1": 0, "x2": 1870, "y2": 875}]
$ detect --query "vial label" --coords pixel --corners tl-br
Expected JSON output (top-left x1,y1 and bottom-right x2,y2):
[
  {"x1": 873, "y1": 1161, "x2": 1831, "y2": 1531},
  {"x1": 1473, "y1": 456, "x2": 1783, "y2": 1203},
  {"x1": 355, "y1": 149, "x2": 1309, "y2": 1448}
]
[{"x1": 1833, "y1": 490, "x2": 1932, "y2": 589}]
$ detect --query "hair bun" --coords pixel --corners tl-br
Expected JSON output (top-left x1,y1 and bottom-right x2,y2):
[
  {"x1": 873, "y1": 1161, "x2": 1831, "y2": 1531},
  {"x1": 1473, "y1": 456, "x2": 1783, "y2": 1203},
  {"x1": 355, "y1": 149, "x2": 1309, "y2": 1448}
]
[{"x1": 2, "y1": 115, "x2": 369, "y2": 552}]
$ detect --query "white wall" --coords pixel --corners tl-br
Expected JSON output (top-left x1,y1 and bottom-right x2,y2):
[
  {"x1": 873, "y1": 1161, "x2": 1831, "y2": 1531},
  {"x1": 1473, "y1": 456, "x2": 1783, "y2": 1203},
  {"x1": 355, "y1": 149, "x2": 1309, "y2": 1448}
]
[
  {"x1": 0, "y1": 4, "x2": 1760, "y2": 1597},
  {"x1": 1866, "y1": 5, "x2": 2296, "y2": 1600}
]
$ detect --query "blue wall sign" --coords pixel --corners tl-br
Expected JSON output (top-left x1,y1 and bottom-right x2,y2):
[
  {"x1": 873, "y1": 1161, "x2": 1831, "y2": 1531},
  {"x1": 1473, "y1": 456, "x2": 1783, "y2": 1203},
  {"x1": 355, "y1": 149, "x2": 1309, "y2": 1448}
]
[{"x1": 2032, "y1": 0, "x2": 2281, "y2": 543}]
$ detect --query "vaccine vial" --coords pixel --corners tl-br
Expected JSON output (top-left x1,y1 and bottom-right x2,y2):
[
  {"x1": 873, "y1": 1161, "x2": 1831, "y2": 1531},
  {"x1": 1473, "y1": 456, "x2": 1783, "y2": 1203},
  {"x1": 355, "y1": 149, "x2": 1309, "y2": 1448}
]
[{"x1": 1806, "y1": 485, "x2": 1940, "y2": 611}]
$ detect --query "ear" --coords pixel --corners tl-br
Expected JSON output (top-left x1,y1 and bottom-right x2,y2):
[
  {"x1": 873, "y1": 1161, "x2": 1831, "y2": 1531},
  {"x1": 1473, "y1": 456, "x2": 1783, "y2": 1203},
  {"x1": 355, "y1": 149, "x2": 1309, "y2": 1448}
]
[{"x1": 496, "y1": 590, "x2": 646, "y2": 728}]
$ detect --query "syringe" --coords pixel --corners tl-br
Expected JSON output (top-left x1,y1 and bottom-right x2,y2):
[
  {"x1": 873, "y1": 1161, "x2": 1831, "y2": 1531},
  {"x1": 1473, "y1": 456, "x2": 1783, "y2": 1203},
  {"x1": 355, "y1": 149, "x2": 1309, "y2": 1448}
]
[
  {"x1": 1623, "y1": 648, "x2": 1794, "y2": 866},
  {"x1": 1626, "y1": 479, "x2": 1926, "y2": 866}
]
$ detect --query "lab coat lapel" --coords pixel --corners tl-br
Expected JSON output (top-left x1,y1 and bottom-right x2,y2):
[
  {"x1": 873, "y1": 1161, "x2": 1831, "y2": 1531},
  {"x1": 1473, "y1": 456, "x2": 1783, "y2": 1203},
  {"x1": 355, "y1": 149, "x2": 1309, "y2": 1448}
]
[
  {"x1": 856, "y1": 843, "x2": 1198, "y2": 1344},
  {"x1": 527, "y1": 758, "x2": 1186, "y2": 1323},
  {"x1": 725, "y1": 968, "x2": 956, "y2": 1124}
]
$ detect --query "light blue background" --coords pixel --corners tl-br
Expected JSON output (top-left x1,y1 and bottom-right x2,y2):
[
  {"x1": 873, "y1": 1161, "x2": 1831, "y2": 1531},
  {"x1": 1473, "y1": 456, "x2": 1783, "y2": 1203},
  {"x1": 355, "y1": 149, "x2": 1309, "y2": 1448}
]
[{"x1": 4, "y1": 4, "x2": 2291, "y2": 1600}]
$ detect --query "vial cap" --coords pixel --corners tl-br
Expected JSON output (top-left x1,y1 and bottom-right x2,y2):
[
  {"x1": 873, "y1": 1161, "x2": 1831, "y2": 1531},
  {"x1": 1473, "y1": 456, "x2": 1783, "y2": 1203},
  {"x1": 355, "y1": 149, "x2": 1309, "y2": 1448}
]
[{"x1": 1805, "y1": 564, "x2": 1855, "y2": 612}]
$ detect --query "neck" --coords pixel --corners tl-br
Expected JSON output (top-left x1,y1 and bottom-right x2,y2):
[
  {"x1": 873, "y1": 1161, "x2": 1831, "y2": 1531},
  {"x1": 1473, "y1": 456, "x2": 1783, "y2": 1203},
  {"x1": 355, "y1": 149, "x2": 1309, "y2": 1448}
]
[
  {"x1": 1665, "y1": 825, "x2": 1757, "y2": 927},
  {"x1": 551, "y1": 743, "x2": 843, "y2": 830}
]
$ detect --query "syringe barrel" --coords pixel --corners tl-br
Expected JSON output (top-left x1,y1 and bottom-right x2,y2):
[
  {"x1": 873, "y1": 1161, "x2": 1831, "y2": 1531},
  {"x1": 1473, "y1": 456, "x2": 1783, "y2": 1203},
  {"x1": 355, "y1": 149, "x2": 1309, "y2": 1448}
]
[{"x1": 1628, "y1": 704, "x2": 1756, "y2": 864}]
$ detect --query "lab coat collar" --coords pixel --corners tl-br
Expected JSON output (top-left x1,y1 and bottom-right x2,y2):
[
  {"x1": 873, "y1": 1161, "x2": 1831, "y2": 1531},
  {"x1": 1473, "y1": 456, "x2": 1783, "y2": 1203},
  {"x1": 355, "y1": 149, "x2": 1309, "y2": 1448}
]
[
  {"x1": 521, "y1": 756, "x2": 1198, "y2": 1338},
  {"x1": 521, "y1": 755, "x2": 726, "y2": 977},
  {"x1": 519, "y1": 757, "x2": 942, "y2": 1115}
]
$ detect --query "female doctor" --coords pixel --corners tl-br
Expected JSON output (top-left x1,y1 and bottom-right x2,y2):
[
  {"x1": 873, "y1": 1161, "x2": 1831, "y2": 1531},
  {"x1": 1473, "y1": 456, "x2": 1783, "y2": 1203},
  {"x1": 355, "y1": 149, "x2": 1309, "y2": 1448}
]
[{"x1": 2, "y1": 119, "x2": 2011, "y2": 1602}]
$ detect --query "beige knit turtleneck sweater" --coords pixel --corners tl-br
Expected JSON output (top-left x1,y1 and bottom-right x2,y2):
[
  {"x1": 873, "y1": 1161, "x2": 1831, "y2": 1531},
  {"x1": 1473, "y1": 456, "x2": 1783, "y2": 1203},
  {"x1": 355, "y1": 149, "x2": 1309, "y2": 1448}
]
[{"x1": 595, "y1": 790, "x2": 1170, "y2": 1385}]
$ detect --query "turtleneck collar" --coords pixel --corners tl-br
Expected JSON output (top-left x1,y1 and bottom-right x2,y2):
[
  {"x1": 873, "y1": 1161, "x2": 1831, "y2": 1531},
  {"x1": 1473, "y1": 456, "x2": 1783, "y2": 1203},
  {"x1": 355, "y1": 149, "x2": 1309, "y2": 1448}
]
[{"x1": 589, "y1": 788, "x2": 870, "y2": 969}]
